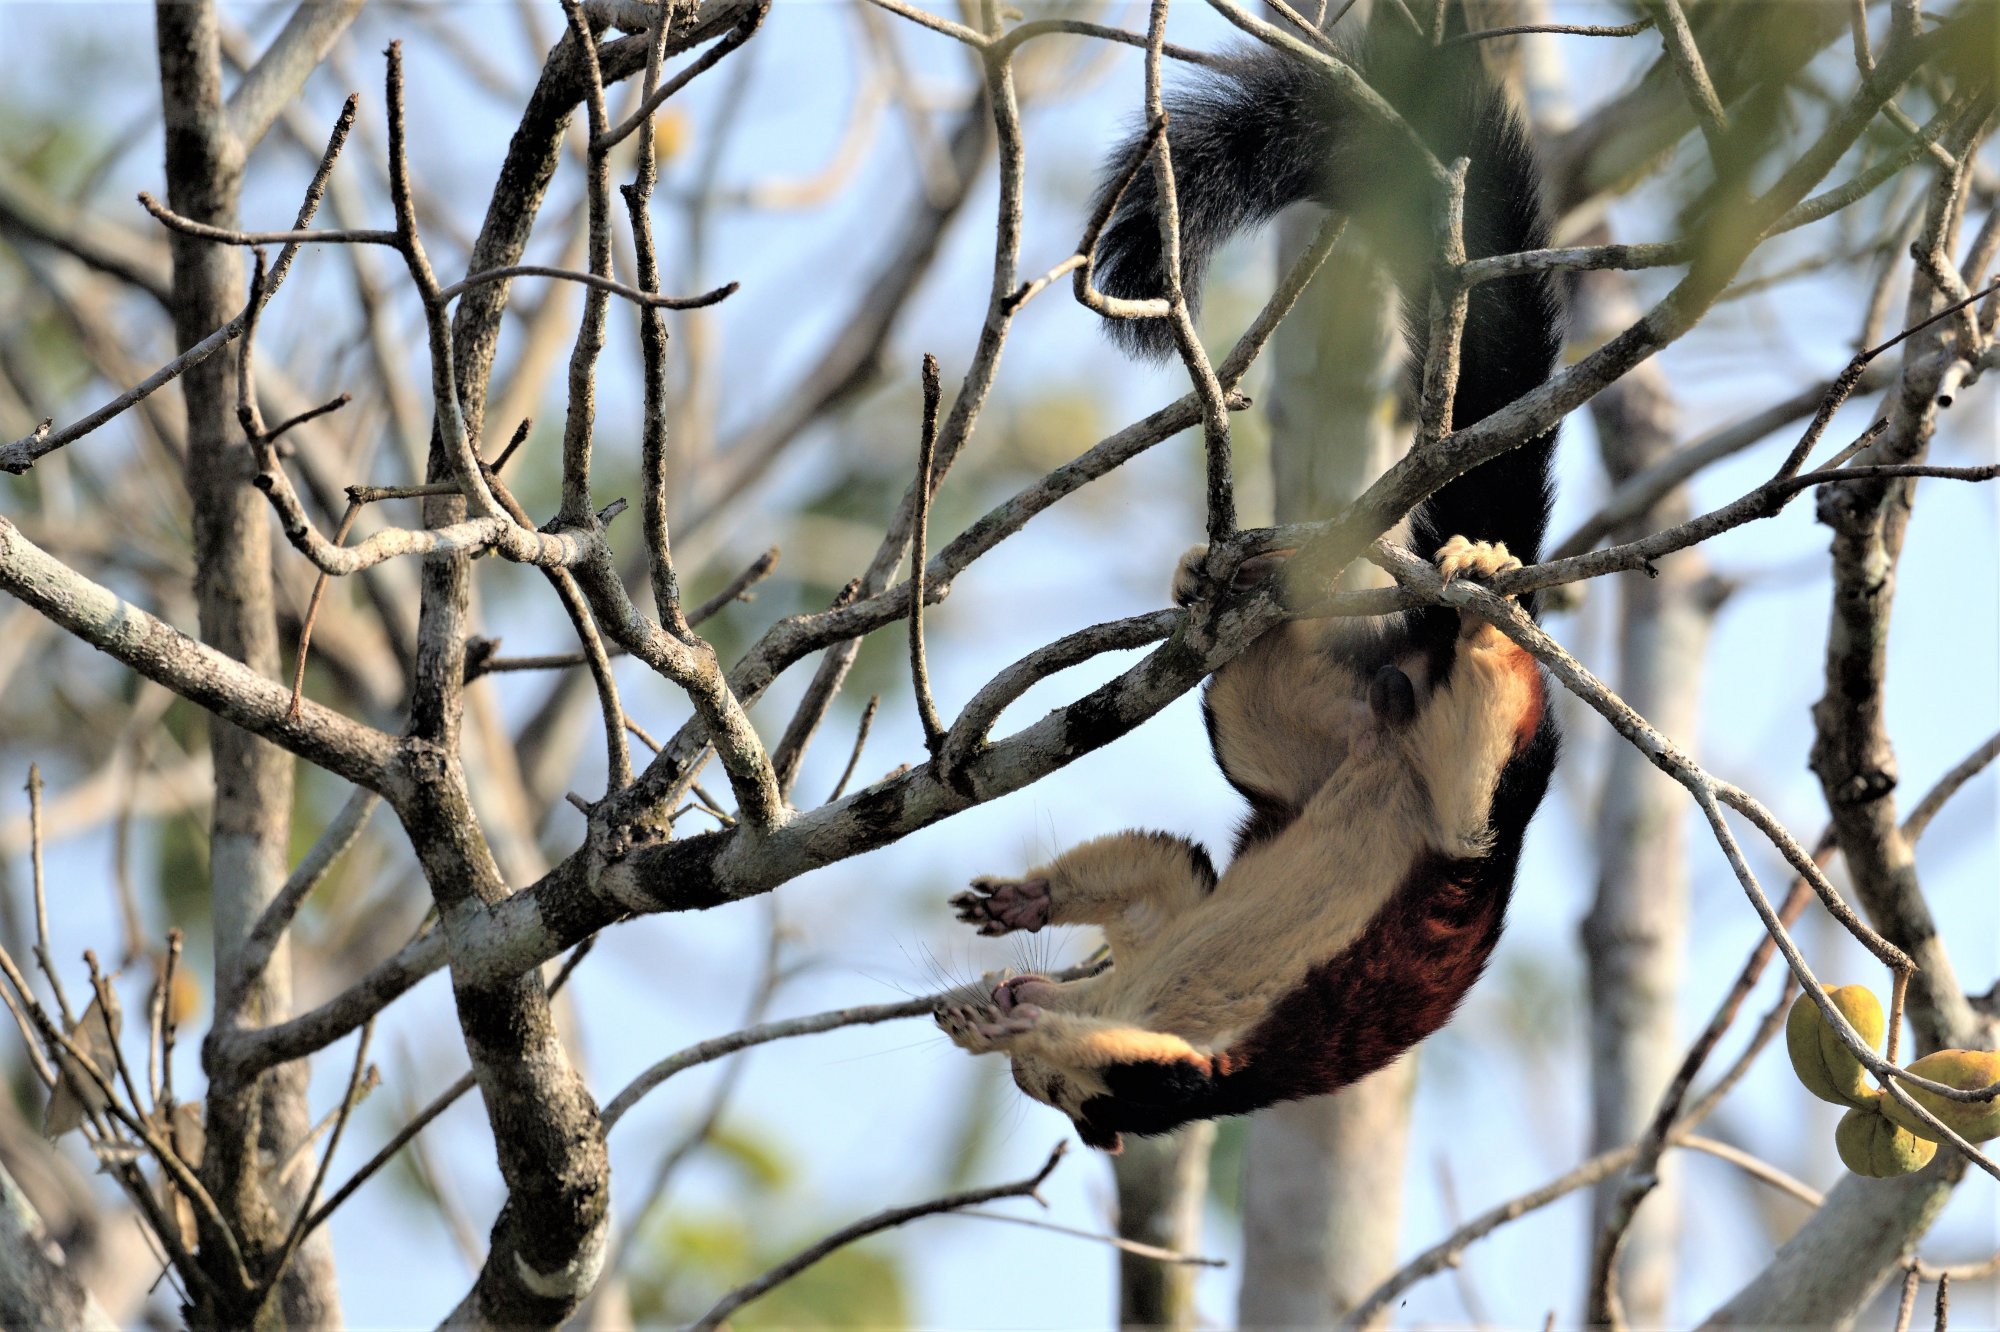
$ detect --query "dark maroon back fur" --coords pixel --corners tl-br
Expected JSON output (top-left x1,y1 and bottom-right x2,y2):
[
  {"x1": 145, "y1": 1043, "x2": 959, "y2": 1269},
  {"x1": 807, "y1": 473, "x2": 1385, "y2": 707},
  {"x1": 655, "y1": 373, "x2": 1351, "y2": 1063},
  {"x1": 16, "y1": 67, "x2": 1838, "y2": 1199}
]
[{"x1": 1073, "y1": 712, "x2": 1557, "y2": 1147}]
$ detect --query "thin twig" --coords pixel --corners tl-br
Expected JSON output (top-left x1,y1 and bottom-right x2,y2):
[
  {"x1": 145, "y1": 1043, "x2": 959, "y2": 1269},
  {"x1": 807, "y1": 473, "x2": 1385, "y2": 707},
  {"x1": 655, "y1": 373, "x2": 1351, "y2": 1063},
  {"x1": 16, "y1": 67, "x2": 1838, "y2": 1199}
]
[
  {"x1": 0, "y1": 95, "x2": 353, "y2": 473},
  {"x1": 599, "y1": 0, "x2": 768, "y2": 149},
  {"x1": 601, "y1": 959, "x2": 1110, "y2": 1131},
  {"x1": 233, "y1": 787, "x2": 380, "y2": 1019},
  {"x1": 25, "y1": 765, "x2": 75, "y2": 1028},
  {"x1": 145, "y1": 950, "x2": 165, "y2": 1104},
  {"x1": 1140, "y1": 0, "x2": 1235, "y2": 543},
  {"x1": 1641, "y1": 0, "x2": 1729, "y2": 154},
  {"x1": 160, "y1": 929, "x2": 180, "y2": 1110},
  {"x1": 690, "y1": 1143, "x2": 1068, "y2": 1332},
  {"x1": 486, "y1": 471, "x2": 633, "y2": 791},
  {"x1": 1675, "y1": 1135, "x2": 1821, "y2": 1208},
  {"x1": 1775, "y1": 277, "x2": 2000, "y2": 479},
  {"x1": 827, "y1": 696, "x2": 880, "y2": 804},
  {"x1": 945, "y1": 1208, "x2": 1227, "y2": 1266},
  {"x1": 910, "y1": 354, "x2": 947, "y2": 753},
  {"x1": 0, "y1": 963, "x2": 56, "y2": 1088},
  {"x1": 1895, "y1": 1266, "x2": 1922, "y2": 1332},
  {"x1": 1901, "y1": 728, "x2": 2000, "y2": 843},
  {"x1": 622, "y1": 11, "x2": 693, "y2": 636},
  {"x1": 688, "y1": 783, "x2": 736, "y2": 828},
  {"x1": 491, "y1": 417, "x2": 532, "y2": 473},
  {"x1": 82, "y1": 952, "x2": 147, "y2": 1136},
  {"x1": 687, "y1": 547, "x2": 780, "y2": 627},
  {"x1": 269, "y1": 391, "x2": 354, "y2": 444},
  {"x1": 1415, "y1": 158, "x2": 1471, "y2": 452},
  {"x1": 289, "y1": 500, "x2": 361, "y2": 717},
  {"x1": 300, "y1": 942, "x2": 592, "y2": 1236},
  {"x1": 264, "y1": 1021, "x2": 374, "y2": 1308},
  {"x1": 766, "y1": 580, "x2": 866, "y2": 802},
  {"x1": 1442, "y1": 17, "x2": 1651, "y2": 45},
  {"x1": 137, "y1": 190, "x2": 397, "y2": 248},
  {"x1": 1071, "y1": 115, "x2": 1170, "y2": 320},
  {"x1": 434, "y1": 263, "x2": 739, "y2": 311},
  {"x1": 1887, "y1": 968, "x2": 1910, "y2": 1065}
]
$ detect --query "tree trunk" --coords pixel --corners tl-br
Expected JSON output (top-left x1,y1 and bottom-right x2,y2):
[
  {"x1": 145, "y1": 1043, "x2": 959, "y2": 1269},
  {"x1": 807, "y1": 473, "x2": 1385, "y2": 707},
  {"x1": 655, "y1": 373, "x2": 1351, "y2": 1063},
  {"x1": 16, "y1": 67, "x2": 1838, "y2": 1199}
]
[
  {"x1": 1238, "y1": 1067, "x2": 1416, "y2": 1326},
  {"x1": 155, "y1": 2, "x2": 339, "y2": 1322},
  {"x1": 0, "y1": 1159, "x2": 114, "y2": 1332},
  {"x1": 1113, "y1": 1123, "x2": 1215, "y2": 1329},
  {"x1": 1699, "y1": 1167, "x2": 1961, "y2": 1329},
  {"x1": 1577, "y1": 260, "x2": 1708, "y2": 1327},
  {"x1": 1236, "y1": 206, "x2": 1410, "y2": 1330}
]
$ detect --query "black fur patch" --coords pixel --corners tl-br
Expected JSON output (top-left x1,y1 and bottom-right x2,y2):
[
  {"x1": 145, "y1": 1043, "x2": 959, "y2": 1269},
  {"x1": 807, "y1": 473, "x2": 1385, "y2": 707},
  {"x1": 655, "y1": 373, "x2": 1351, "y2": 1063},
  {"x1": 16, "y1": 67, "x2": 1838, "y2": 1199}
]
[{"x1": 1368, "y1": 664, "x2": 1417, "y2": 726}]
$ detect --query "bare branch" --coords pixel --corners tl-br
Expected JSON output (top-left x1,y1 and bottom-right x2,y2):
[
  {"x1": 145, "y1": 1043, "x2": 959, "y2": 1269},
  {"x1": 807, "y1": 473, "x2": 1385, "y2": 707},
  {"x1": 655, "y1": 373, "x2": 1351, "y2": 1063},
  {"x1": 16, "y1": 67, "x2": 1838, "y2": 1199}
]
[
  {"x1": 826, "y1": 695, "x2": 880, "y2": 804},
  {"x1": 687, "y1": 547, "x2": 780, "y2": 627},
  {"x1": 909, "y1": 354, "x2": 947, "y2": 753},
  {"x1": 0, "y1": 95, "x2": 358, "y2": 474},
  {"x1": 946, "y1": 1208, "x2": 1227, "y2": 1266},
  {"x1": 231, "y1": 786, "x2": 381, "y2": 1020},
  {"x1": 0, "y1": 519, "x2": 399, "y2": 791},
  {"x1": 432, "y1": 263, "x2": 738, "y2": 311},
  {"x1": 598, "y1": 0, "x2": 769, "y2": 149},
  {"x1": 1442, "y1": 18, "x2": 1651, "y2": 46},
  {"x1": 1895, "y1": 1266, "x2": 1923, "y2": 1332},
  {"x1": 601, "y1": 955, "x2": 1110, "y2": 1132},
  {"x1": 24, "y1": 765, "x2": 75, "y2": 1029},
  {"x1": 1142, "y1": 0, "x2": 1235, "y2": 543},
  {"x1": 263, "y1": 1020, "x2": 374, "y2": 1311},
  {"x1": 137, "y1": 190, "x2": 398, "y2": 248},
  {"x1": 1638, "y1": 0, "x2": 1729, "y2": 154},
  {"x1": 1902, "y1": 729, "x2": 2000, "y2": 844},
  {"x1": 689, "y1": 1143, "x2": 1069, "y2": 1332},
  {"x1": 224, "y1": 0, "x2": 365, "y2": 149}
]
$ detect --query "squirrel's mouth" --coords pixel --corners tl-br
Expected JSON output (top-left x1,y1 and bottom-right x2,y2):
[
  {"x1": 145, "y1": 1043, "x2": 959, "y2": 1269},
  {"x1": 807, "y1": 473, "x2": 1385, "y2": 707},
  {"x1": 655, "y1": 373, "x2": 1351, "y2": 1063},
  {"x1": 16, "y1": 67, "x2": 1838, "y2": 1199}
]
[{"x1": 992, "y1": 973, "x2": 1054, "y2": 1012}]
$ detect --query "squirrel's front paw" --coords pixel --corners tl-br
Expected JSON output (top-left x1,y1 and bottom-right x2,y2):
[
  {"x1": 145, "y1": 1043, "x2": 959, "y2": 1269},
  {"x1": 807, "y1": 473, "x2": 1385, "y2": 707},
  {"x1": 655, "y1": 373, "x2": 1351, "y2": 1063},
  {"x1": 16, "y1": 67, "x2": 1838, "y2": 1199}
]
[
  {"x1": 934, "y1": 1000, "x2": 1041, "y2": 1052},
  {"x1": 1174, "y1": 544, "x2": 1297, "y2": 605},
  {"x1": 951, "y1": 876, "x2": 1052, "y2": 935},
  {"x1": 1171, "y1": 545, "x2": 1211, "y2": 606},
  {"x1": 1435, "y1": 536, "x2": 1521, "y2": 585}
]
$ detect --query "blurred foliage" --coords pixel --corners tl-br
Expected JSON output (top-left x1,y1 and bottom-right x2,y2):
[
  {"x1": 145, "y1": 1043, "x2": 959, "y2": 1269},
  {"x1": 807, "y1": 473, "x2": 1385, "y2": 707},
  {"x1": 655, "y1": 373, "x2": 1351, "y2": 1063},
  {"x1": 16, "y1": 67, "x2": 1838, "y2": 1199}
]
[
  {"x1": 934, "y1": 1054, "x2": 1010, "y2": 1194},
  {"x1": 1205, "y1": 1115, "x2": 1248, "y2": 1216},
  {"x1": 622, "y1": 1118, "x2": 911, "y2": 1329}
]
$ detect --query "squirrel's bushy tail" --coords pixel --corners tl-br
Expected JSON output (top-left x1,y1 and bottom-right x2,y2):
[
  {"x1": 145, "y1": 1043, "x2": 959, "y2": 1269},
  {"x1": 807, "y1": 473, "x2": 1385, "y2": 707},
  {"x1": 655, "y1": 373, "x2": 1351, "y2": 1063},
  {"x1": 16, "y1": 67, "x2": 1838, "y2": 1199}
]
[{"x1": 1092, "y1": 18, "x2": 1562, "y2": 564}]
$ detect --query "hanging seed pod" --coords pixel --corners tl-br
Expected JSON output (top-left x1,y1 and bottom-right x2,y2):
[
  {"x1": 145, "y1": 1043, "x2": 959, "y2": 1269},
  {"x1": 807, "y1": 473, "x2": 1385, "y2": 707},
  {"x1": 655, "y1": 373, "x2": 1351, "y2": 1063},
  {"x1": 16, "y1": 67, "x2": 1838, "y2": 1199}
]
[
  {"x1": 1786, "y1": 984, "x2": 1885, "y2": 1109},
  {"x1": 1880, "y1": 1050, "x2": 2000, "y2": 1144},
  {"x1": 1835, "y1": 1104, "x2": 1937, "y2": 1178}
]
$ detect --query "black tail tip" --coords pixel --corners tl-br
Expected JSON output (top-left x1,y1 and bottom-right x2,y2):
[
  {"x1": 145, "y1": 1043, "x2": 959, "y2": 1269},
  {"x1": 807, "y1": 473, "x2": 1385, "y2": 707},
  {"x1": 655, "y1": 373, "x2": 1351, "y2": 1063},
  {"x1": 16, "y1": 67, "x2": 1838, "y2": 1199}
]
[{"x1": 1101, "y1": 312, "x2": 1181, "y2": 363}]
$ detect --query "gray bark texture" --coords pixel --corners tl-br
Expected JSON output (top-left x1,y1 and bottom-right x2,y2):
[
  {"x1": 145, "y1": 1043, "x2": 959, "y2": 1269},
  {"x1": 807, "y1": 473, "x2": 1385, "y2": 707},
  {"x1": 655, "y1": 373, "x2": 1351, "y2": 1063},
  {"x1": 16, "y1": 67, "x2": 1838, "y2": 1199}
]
[
  {"x1": 155, "y1": 1, "x2": 340, "y2": 1323},
  {"x1": 0, "y1": 1159, "x2": 115, "y2": 1332},
  {"x1": 1236, "y1": 210, "x2": 1411, "y2": 1330},
  {"x1": 1113, "y1": 1123, "x2": 1215, "y2": 1329}
]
